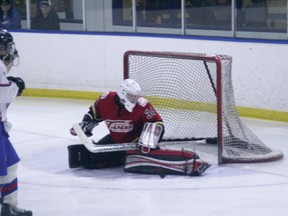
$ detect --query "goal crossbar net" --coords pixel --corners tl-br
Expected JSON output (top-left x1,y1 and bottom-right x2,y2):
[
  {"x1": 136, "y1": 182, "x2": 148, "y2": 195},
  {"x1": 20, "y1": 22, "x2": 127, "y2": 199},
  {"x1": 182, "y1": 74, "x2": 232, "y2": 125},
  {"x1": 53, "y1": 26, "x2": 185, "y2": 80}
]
[{"x1": 123, "y1": 50, "x2": 283, "y2": 164}]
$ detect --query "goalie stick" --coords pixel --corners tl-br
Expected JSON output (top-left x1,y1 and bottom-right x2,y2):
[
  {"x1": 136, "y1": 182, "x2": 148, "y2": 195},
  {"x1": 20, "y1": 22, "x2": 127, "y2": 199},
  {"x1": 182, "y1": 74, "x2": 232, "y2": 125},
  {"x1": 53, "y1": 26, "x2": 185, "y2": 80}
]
[
  {"x1": 73, "y1": 123, "x2": 214, "y2": 153},
  {"x1": 72, "y1": 123, "x2": 139, "y2": 153}
]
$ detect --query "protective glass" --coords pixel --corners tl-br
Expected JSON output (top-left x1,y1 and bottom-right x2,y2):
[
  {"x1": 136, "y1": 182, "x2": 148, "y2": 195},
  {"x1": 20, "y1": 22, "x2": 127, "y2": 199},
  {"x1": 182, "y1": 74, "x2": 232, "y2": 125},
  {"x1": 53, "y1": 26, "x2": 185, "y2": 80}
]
[
  {"x1": 3, "y1": 49, "x2": 20, "y2": 67},
  {"x1": 0, "y1": 42, "x2": 15, "y2": 56},
  {"x1": 6, "y1": 53, "x2": 20, "y2": 66},
  {"x1": 126, "y1": 92, "x2": 139, "y2": 104},
  {"x1": 12, "y1": 54, "x2": 20, "y2": 66},
  {"x1": 0, "y1": 44, "x2": 6, "y2": 55},
  {"x1": 7, "y1": 42, "x2": 16, "y2": 55}
]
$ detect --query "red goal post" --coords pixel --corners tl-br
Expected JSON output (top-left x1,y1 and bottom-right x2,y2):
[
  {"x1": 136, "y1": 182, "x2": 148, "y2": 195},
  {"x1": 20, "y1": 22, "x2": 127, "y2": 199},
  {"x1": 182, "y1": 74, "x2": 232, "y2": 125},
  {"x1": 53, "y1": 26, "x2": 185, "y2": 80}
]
[{"x1": 123, "y1": 50, "x2": 283, "y2": 164}]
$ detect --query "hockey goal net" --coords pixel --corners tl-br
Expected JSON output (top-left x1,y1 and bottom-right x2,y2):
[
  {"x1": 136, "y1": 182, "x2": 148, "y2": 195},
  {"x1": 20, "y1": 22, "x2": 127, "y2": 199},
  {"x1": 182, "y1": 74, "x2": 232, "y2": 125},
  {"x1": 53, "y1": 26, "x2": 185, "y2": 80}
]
[{"x1": 124, "y1": 50, "x2": 283, "y2": 164}]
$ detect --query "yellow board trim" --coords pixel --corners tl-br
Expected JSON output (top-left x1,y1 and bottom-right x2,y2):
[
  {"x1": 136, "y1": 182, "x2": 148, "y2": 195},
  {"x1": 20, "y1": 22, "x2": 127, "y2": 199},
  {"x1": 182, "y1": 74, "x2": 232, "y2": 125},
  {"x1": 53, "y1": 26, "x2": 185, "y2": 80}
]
[
  {"x1": 237, "y1": 106, "x2": 288, "y2": 123},
  {"x1": 22, "y1": 88, "x2": 288, "y2": 123},
  {"x1": 22, "y1": 88, "x2": 102, "y2": 100}
]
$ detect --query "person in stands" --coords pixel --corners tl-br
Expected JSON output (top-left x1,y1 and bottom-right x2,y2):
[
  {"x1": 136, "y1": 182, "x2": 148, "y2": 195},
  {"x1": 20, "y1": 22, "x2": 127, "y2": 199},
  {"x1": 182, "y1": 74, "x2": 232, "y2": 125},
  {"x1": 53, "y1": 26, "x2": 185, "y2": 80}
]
[
  {"x1": 56, "y1": 0, "x2": 73, "y2": 19},
  {"x1": 0, "y1": 0, "x2": 21, "y2": 29},
  {"x1": 31, "y1": 0, "x2": 60, "y2": 30}
]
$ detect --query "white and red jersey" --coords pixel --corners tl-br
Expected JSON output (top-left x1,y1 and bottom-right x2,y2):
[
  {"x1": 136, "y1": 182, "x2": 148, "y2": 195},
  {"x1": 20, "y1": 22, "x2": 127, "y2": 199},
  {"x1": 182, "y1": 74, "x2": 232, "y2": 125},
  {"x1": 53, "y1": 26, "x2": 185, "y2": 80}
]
[
  {"x1": 0, "y1": 59, "x2": 20, "y2": 176},
  {"x1": 0, "y1": 60, "x2": 18, "y2": 122},
  {"x1": 92, "y1": 91, "x2": 163, "y2": 143}
]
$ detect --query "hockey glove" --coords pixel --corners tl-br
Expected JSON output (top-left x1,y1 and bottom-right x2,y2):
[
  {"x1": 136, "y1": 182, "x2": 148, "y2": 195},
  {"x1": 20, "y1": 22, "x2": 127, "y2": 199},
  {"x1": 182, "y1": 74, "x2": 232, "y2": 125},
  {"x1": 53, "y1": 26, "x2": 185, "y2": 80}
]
[
  {"x1": 7, "y1": 76, "x2": 25, "y2": 96},
  {"x1": 3, "y1": 121, "x2": 12, "y2": 133},
  {"x1": 70, "y1": 113, "x2": 98, "y2": 137}
]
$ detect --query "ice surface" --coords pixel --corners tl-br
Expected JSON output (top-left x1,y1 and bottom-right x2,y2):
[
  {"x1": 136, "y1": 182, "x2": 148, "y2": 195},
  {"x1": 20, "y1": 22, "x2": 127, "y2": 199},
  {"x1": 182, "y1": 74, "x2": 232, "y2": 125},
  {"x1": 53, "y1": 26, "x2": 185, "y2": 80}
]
[{"x1": 5, "y1": 97, "x2": 288, "y2": 216}]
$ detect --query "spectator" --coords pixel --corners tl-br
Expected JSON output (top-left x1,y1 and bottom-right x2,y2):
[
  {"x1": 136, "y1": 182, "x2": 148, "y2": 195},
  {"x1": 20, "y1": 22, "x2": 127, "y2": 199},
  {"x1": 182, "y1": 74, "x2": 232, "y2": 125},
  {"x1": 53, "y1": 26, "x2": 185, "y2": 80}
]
[
  {"x1": 31, "y1": 0, "x2": 60, "y2": 30},
  {"x1": 136, "y1": 0, "x2": 146, "y2": 23},
  {"x1": 212, "y1": 0, "x2": 232, "y2": 27},
  {"x1": 185, "y1": 0, "x2": 215, "y2": 26},
  {"x1": 242, "y1": 0, "x2": 267, "y2": 28},
  {"x1": 215, "y1": 0, "x2": 230, "y2": 5},
  {"x1": 57, "y1": 0, "x2": 73, "y2": 19},
  {"x1": 0, "y1": 0, "x2": 21, "y2": 29}
]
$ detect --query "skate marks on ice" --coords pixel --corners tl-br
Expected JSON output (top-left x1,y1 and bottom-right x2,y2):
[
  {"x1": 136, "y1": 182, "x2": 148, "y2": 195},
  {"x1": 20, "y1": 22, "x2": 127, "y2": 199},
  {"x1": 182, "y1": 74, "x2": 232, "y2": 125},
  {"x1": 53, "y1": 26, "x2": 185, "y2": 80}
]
[
  {"x1": 16, "y1": 135, "x2": 288, "y2": 192},
  {"x1": 5, "y1": 97, "x2": 288, "y2": 216}
]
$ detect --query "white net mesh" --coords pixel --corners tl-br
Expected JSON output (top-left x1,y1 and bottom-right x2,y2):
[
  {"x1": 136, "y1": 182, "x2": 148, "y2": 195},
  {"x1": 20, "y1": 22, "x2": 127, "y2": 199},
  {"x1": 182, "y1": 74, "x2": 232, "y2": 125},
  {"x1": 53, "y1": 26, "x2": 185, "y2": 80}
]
[{"x1": 124, "y1": 51, "x2": 283, "y2": 164}]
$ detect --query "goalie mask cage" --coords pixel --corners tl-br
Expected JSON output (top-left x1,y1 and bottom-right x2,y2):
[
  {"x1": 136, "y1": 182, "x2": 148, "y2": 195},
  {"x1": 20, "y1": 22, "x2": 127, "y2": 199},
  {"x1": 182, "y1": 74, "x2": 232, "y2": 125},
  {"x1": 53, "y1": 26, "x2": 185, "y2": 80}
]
[{"x1": 123, "y1": 50, "x2": 283, "y2": 164}]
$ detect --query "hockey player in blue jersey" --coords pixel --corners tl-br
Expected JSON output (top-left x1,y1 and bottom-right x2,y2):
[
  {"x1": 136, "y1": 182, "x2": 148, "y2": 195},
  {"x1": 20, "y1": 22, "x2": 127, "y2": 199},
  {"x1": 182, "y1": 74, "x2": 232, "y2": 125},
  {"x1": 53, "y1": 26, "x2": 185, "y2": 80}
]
[{"x1": 0, "y1": 29, "x2": 32, "y2": 216}]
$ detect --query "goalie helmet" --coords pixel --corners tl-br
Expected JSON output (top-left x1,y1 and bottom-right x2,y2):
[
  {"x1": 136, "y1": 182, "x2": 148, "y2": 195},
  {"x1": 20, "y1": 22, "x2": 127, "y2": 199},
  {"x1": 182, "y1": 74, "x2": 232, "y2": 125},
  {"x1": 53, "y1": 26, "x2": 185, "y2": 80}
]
[
  {"x1": 0, "y1": 28, "x2": 19, "y2": 66},
  {"x1": 117, "y1": 79, "x2": 141, "y2": 112}
]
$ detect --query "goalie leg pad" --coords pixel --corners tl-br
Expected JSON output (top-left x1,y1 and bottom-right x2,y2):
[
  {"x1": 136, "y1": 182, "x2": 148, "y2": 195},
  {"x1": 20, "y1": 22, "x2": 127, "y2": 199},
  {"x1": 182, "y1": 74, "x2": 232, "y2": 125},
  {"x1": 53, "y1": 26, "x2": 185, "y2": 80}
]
[
  {"x1": 67, "y1": 144, "x2": 126, "y2": 169},
  {"x1": 88, "y1": 151, "x2": 126, "y2": 169},
  {"x1": 67, "y1": 144, "x2": 91, "y2": 168},
  {"x1": 124, "y1": 149, "x2": 211, "y2": 178}
]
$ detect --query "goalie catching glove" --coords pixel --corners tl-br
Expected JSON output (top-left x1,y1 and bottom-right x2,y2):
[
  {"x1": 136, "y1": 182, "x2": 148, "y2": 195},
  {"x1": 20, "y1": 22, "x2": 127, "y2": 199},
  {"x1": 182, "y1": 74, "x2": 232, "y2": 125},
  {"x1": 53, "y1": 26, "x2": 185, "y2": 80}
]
[{"x1": 70, "y1": 113, "x2": 98, "y2": 137}]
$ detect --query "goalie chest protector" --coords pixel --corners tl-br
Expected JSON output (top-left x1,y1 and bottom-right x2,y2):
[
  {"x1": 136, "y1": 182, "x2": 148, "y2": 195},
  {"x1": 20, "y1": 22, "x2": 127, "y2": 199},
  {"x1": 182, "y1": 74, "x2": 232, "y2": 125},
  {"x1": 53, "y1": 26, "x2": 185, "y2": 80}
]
[{"x1": 124, "y1": 149, "x2": 210, "y2": 178}]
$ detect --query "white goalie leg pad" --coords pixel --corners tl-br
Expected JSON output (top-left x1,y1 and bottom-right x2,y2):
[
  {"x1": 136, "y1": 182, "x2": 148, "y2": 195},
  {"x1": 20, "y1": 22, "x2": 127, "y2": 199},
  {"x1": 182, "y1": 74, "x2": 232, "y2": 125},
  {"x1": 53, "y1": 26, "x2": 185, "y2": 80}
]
[{"x1": 139, "y1": 122, "x2": 163, "y2": 153}]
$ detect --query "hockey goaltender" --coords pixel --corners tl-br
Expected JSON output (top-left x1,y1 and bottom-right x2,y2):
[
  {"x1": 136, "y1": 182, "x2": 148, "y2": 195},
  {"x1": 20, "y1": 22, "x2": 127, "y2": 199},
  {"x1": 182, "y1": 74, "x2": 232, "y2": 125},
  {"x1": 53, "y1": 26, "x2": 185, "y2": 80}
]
[{"x1": 68, "y1": 79, "x2": 210, "y2": 178}]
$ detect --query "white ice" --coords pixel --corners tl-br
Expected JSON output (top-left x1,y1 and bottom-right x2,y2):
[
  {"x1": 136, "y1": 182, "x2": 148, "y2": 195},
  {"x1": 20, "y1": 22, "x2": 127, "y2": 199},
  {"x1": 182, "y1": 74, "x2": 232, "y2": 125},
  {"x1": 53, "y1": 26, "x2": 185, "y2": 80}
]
[{"x1": 6, "y1": 97, "x2": 288, "y2": 216}]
